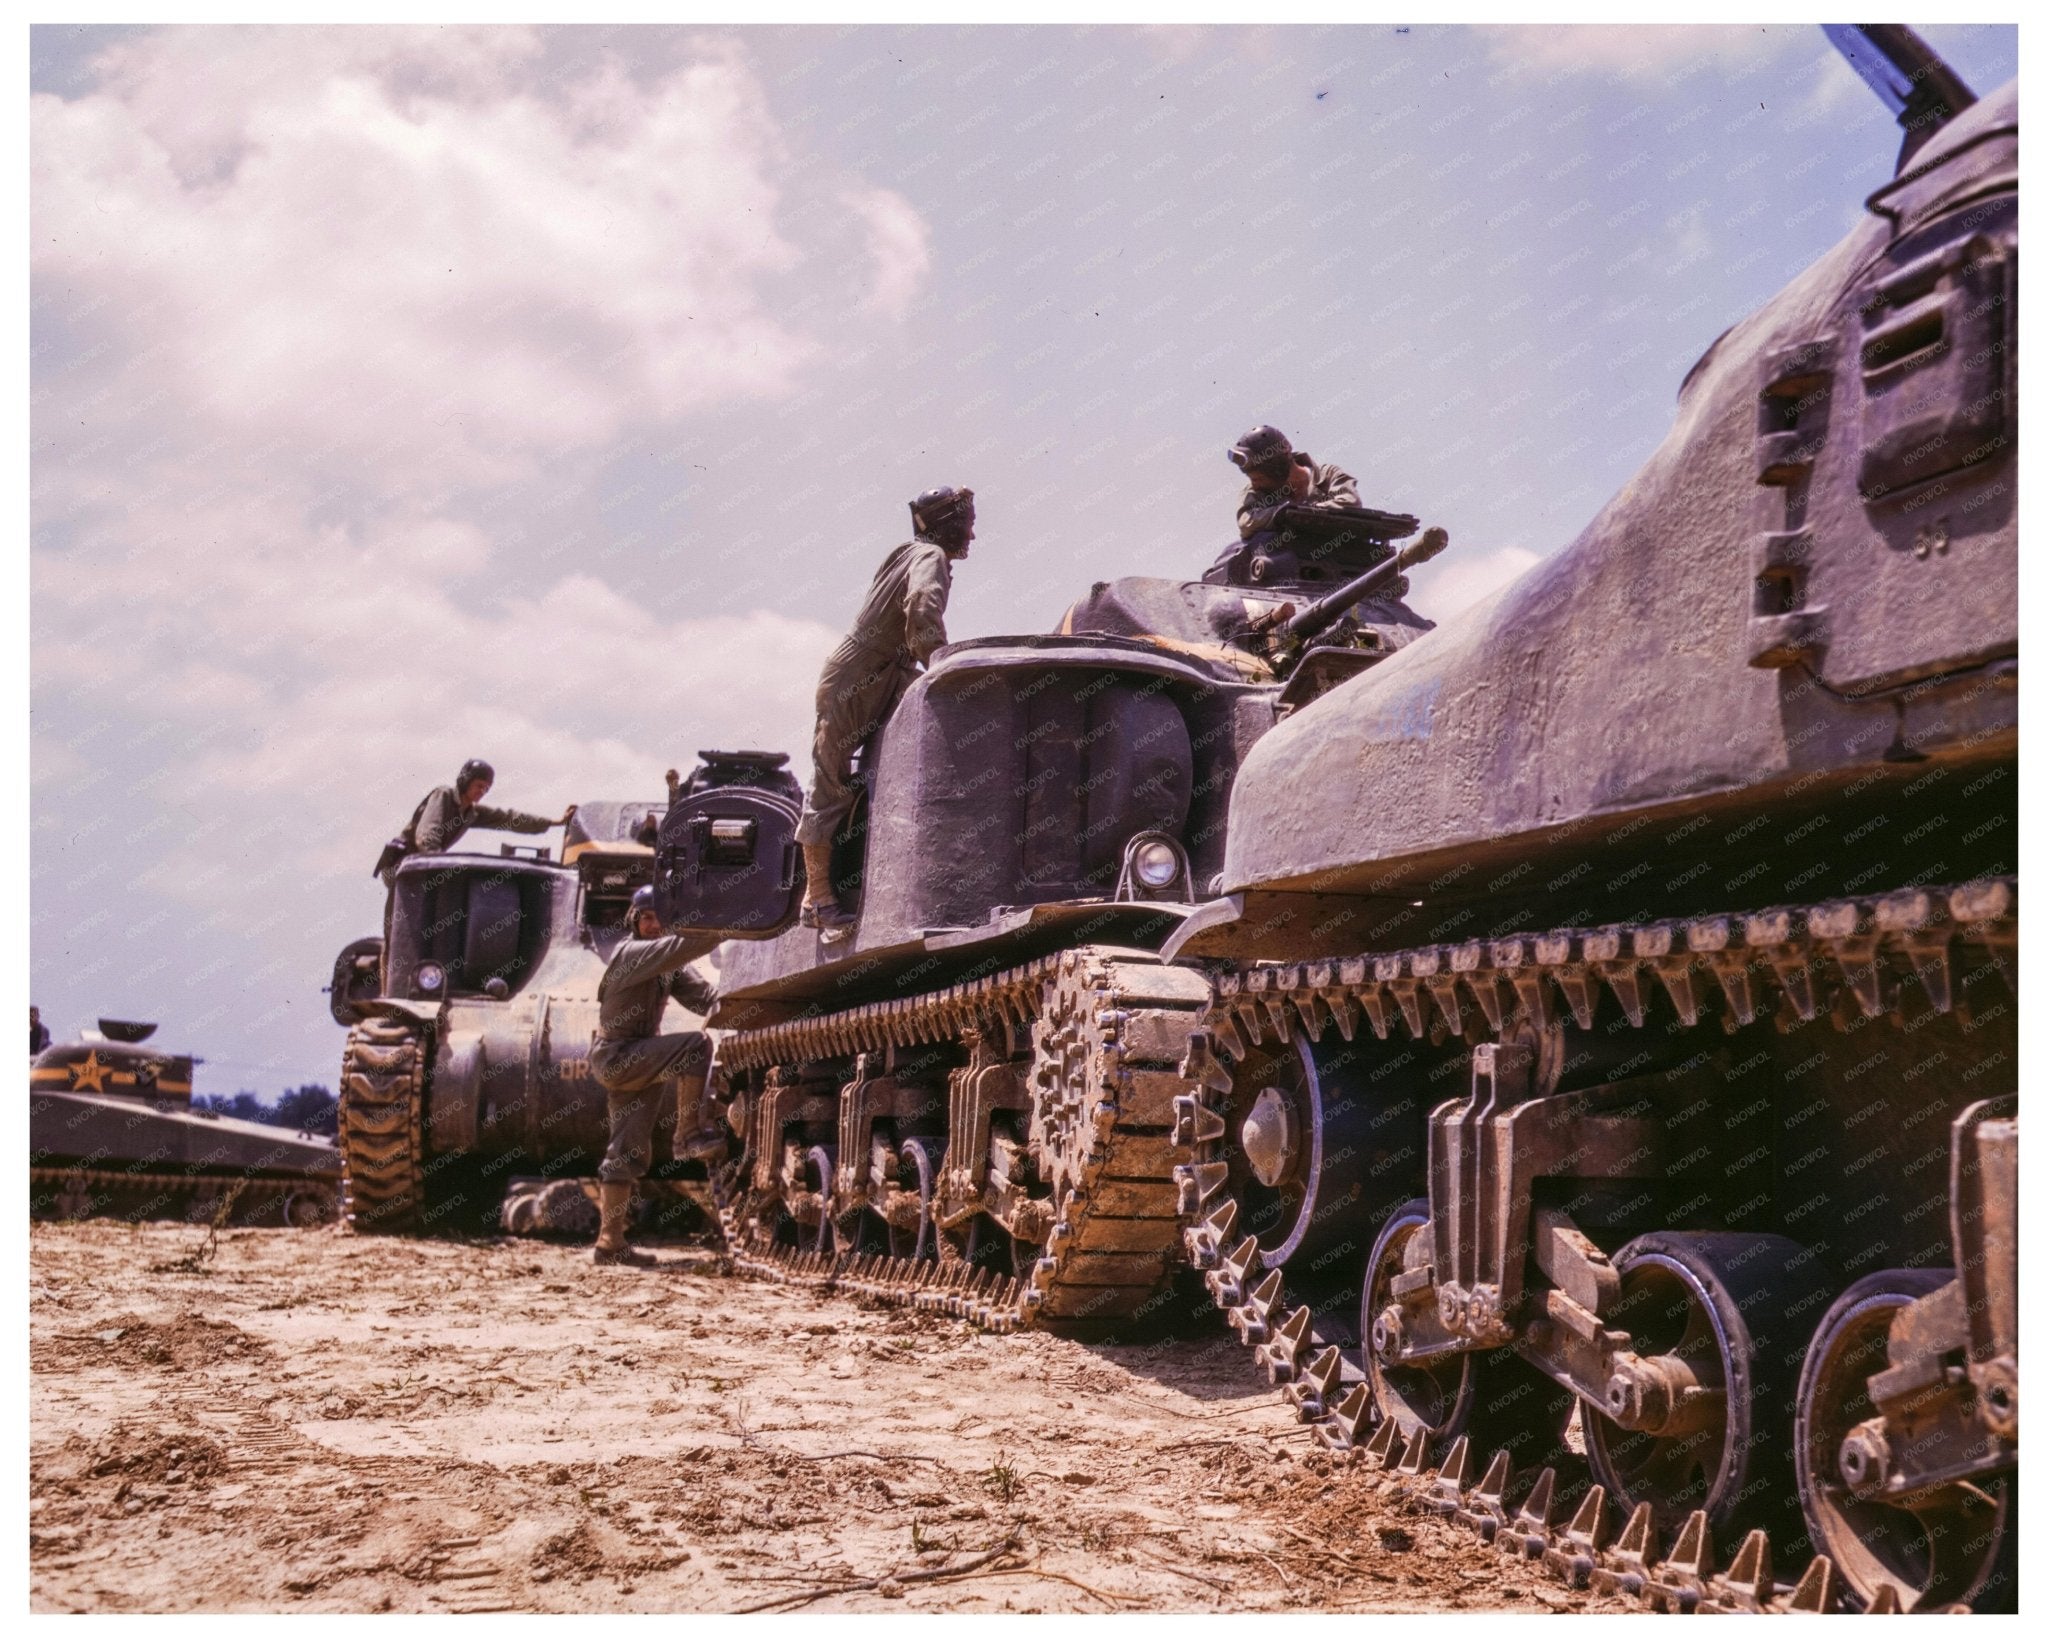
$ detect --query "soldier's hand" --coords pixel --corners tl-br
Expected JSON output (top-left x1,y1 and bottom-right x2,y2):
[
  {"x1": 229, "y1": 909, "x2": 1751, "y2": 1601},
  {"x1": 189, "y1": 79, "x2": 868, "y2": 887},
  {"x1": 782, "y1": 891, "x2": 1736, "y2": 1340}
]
[
  {"x1": 559, "y1": 805, "x2": 577, "y2": 825},
  {"x1": 1286, "y1": 462, "x2": 1312, "y2": 500}
]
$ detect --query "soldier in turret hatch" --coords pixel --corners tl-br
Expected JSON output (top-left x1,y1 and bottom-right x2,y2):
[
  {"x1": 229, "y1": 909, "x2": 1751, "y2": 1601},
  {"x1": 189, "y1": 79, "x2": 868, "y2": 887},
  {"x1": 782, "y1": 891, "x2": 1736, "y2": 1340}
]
[
  {"x1": 795, "y1": 485, "x2": 975, "y2": 941},
  {"x1": 588, "y1": 886, "x2": 722, "y2": 1266},
  {"x1": 1215, "y1": 424, "x2": 1362, "y2": 582}
]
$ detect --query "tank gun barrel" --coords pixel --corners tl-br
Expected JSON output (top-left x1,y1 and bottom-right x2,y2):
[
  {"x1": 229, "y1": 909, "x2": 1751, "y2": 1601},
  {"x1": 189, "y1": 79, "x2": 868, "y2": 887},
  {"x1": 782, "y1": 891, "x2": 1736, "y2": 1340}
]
[{"x1": 1284, "y1": 525, "x2": 1450, "y2": 644}]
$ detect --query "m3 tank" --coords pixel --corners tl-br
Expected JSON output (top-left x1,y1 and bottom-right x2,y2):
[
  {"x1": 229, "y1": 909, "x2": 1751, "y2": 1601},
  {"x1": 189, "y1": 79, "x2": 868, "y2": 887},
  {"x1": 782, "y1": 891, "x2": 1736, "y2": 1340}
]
[
  {"x1": 328, "y1": 761, "x2": 793, "y2": 1235},
  {"x1": 31, "y1": 1019, "x2": 340, "y2": 1226},
  {"x1": 1163, "y1": 29, "x2": 2015, "y2": 1615},
  {"x1": 699, "y1": 510, "x2": 1449, "y2": 1329}
]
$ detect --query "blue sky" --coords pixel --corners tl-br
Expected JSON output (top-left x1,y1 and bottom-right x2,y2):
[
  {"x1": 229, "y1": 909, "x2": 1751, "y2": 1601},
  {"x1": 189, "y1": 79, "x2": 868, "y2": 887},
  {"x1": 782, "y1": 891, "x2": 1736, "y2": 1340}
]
[{"x1": 28, "y1": 23, "x2": 2018, "y2": 1093}]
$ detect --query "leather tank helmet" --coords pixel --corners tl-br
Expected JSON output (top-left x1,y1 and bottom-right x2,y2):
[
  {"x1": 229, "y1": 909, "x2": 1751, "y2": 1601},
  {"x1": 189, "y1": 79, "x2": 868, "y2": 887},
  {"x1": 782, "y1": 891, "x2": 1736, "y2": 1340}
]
[
  {"x1": 1227, "y1": 424, "x2": 1294, "y2": 481},
  {"x1": 457, "y1": 757, "x2": 495, "y2": 792},
  {"x1": 909, "y1": 485, "x2": 975, "y2": 552}
]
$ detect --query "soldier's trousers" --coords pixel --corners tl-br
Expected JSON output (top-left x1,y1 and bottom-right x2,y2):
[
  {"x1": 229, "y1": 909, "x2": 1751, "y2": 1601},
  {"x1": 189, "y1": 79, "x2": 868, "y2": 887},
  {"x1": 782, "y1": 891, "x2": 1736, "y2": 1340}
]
[
  {"x1": 795, "y1": 644, "x2": 914, "y2": 846},
  {"x1": 591, "y1": 1032, "x2": 711, "y2": 1183}
]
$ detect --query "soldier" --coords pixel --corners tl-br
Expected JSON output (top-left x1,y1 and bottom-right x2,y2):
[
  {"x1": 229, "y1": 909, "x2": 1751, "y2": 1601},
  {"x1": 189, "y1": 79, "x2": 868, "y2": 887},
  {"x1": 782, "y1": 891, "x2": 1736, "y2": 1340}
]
[
  {"x1": 373, "y1": 760, "x2": 574, "y2": 986},
  {"x1": 795, "y1": 485, "x2": 975, "y2": 940},
  {"x1": 588, "y1": 885, "x2": 722, "y2": 1267},
  {"x1": 30, "y1": 1005, "x2": 50, "y2": 1056},
  {"x1": 376, "y1": 759, "x2": 572, "y2": 886},
  {"x1": 1215, "y1": 425, "x2": 1362, "y2": 582}
]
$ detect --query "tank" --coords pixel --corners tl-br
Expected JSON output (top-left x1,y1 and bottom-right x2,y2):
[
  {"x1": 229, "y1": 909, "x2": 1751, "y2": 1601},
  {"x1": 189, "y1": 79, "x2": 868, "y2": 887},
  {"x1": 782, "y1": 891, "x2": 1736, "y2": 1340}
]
[
  {"x1": 326, "y1": 759, "x2": 798, "y2": 1235},
  {"x1": 1162, "y1": 32, "x2": 2015, "y2": 1614},
  {"x1": 698, "y1": 510, "x2": 1446, "y2": 1329},
  {"x1": 30, "y1": 1019, "x2": 340, "y2": 1226}
]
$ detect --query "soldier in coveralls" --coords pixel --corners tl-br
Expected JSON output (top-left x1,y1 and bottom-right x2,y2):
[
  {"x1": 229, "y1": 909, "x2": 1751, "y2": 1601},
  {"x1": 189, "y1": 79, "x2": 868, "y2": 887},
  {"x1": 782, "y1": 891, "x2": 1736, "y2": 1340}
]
[
  {"x1": 1214, "y1": 425, "x2": 1362, "y2": 582},
  {"x1": 795, "y1": 485, "x2": 975, "y2": 940},
  {"x1": 588, "y1": 885, "x2": 722, "y2": 1266},
  {"x1": 374, "y1": 758, "x2": 573, "y2": 985}
]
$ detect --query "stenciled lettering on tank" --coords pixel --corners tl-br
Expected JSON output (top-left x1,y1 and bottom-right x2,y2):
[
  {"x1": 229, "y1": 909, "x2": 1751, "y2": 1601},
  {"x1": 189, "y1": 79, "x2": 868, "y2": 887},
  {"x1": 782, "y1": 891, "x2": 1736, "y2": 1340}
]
[{"x1": 1351, "y1": 675, "x2": 1442, "y2": 743}]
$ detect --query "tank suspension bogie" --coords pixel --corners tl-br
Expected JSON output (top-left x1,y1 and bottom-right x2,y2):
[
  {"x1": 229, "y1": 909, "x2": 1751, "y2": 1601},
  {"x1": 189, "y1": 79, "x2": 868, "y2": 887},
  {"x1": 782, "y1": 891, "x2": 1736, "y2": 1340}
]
[
  {"x1": 1177, "y1": 878, "x2": 2018, "y2": 1611},
  {"x1": 1792, "y1": 1096, "x2": 2018, "y2": 1612},
  {"x1": 712, "y1": 948, "x2": 1209, "y2": 1331}
]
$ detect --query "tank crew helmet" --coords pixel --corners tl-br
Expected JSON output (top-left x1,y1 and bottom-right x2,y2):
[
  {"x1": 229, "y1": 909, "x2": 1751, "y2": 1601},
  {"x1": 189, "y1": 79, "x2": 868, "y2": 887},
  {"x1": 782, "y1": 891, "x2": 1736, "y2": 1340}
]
[
  {"x1": 628, "y1": 884, "x2": 660, "y2": 930},
  {"x1": 457, "y1": 757, "x2": 495, "y2": 792},
  {"x1": 909, "y1": 485, "x2": 975, "y2": 548},
  {"x1": 1227, "y1": 425, "x2": 1294, "y2": 480}
]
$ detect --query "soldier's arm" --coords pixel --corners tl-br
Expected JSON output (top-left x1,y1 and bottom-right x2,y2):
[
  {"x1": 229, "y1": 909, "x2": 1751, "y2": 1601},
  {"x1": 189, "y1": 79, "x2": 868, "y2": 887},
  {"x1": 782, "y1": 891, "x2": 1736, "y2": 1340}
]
[
  {"x1": 611, "y1": 933, "x2": 716, "y2": 990},
  {"x1": 471, "y1": 804, "x2": 556, "y2": 835},
  {"x1": 903, "y1": 544, "x2": 952, "y2": 662},
  {"x1": 1239, "y1": 493, "x2": 1288, "y2": 538},
  {"x1": 666, "y1": 962, "x2": 718, "y2": 1015},
  {"x1": 413, "y1": 789, "x2": 462, "y2": 853},
  {"x1": 1313, "y1": 464, "x2": 1361, "y2": 509}
]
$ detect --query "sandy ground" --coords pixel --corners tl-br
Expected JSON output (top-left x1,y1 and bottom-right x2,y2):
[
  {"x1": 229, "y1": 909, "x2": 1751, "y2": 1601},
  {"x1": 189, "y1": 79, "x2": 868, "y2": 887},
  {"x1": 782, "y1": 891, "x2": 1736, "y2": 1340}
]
[{"x1": 30, "y1": 1219, "x2": 1617, "y2": 1614}]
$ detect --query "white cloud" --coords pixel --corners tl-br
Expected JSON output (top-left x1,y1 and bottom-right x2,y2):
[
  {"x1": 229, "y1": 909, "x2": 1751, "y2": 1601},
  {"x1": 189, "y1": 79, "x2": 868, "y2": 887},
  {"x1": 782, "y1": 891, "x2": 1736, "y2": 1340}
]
[
  {"x1": 1406, "y1": 543, "x2": 1541, "y2": 623},
  {"x1": 32, "y1": 26, "x2": 926, "y2": 490},
  {"x1": 30, "y1": 27, "x2": 924, "y2": 1076},
  {"x1": 1480, "y1": 25, "x2": 1800, "y2": 83},
  {"x1": 843, "y1": 185, "x2": 932, "y2": 321}
]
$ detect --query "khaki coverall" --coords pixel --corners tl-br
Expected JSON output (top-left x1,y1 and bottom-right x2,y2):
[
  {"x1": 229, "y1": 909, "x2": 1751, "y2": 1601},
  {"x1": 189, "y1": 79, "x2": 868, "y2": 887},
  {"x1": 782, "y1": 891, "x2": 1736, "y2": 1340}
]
[
  {"x1": 794, "y1": 538, "x2": 955, "y2": 847},
  {"x1": 590, "y1": 932, "x2": 718, "y2": 1183}
]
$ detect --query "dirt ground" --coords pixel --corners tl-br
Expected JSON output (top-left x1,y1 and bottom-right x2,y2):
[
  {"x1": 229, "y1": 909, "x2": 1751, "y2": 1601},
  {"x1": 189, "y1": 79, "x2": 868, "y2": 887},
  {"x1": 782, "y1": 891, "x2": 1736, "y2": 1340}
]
[{"x1": 29, "y1": 1219, "x2": 1618, "y2": 1614}]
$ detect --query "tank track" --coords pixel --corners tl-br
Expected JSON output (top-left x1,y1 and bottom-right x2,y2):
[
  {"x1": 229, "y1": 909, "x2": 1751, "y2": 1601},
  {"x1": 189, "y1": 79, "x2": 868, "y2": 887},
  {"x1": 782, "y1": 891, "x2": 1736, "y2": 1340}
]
[
  {"x1": 1174, "y1": 878, "x2": 2017, "y2": 1615},
  {"x1": 30, "y1": 1165, "x2": 337, "y2": 1227},
  {"x1": 713, "y1": 948, "x2": 1207, "y2": 1331},
  {"x1": 336, "y1": 1015, "x2": 432, "y2": 1232}
]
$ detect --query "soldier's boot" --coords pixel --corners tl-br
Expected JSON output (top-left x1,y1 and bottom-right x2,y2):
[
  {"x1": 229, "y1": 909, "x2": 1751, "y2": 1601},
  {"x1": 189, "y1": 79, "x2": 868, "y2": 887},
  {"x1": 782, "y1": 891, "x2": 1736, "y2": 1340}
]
[
  {"x1": 592, "y1": 1182, "x2": 657, "y2": 1267},
  {"x1": 673, "y1": 1074, "x2": 726, "y2": 1163},
  {"x1": 798, "y1": 842, "x2": 857, "y2": 942}
]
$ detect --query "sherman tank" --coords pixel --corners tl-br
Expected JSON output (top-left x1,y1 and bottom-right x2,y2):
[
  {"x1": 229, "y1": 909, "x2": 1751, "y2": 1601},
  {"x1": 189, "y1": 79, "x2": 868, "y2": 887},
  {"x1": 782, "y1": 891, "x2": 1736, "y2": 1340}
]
[
  {"x1": 328, "y1": 762, "x2": 797, "y2": 1235},
  {"x1": 30, "y1": 1019, "x2": 340, "y2": 1226},
  {"x1": 694, "y1": 510, "x2": 1449, "y2": 1328},
  {"x1": 1162, "y1": 28, "x2": 2016, "y2": 1615}
]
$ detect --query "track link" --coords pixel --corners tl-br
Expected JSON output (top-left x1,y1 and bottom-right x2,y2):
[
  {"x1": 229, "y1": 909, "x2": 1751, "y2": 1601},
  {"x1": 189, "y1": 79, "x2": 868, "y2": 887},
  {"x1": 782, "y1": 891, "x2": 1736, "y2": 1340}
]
[
  {"x1": 337, "y1": 1015, "x2": 431, "y2": 1232},
  {"x1": 30, "y1": 1166, "x2": 337, "y2": 1227},
  {"x1": 1175, "y1": 878, "x2": 2017, "y2": 1614},
  {"x1": 713, "y1": 947, "x2": 1207, "y2": 1331}
]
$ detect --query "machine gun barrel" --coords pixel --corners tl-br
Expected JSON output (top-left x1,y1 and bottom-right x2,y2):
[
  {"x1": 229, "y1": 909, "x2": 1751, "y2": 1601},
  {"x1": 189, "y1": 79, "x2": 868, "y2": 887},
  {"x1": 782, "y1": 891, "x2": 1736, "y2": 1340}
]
[{"x1": 1284, "y1": 526, "x2": 1450, "y2": 643}]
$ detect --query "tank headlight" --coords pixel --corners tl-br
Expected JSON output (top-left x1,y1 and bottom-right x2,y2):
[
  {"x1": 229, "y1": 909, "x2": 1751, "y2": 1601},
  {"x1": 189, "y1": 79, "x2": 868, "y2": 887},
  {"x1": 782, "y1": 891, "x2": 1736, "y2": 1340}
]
[
  {"x1": 1134, "y1": 840, "x2": 1181, "y2": 889},
  {"x1": 416, "y1": 962, "x2": 446, "y2": 995}
]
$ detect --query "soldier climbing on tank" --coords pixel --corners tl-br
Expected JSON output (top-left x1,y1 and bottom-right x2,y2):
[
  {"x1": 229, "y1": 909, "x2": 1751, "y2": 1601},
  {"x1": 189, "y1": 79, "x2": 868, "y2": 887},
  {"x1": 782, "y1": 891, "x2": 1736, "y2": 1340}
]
[
  {"x1": 588, "y1": 885, "x2": 723, "y2": 1266},
  {"x1": 1213, "y1": 424, "x2": 1363, "y2": 583},
  {"x1": 795, "y1": 485, "x2": 975, "y2": 941}
]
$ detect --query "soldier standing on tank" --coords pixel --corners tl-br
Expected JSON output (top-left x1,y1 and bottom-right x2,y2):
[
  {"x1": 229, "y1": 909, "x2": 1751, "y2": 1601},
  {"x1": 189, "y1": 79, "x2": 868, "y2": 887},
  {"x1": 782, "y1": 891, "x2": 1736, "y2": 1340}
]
[
  {"x1": 587, "y1": 885, "x2": 723, "y2": 1267},
  {"x1": 795, "y1": 485, "x2": 975, "y2": 940},
  {"x1": 30, "y1": 1006, "x2": 50, "y2": 1056}
]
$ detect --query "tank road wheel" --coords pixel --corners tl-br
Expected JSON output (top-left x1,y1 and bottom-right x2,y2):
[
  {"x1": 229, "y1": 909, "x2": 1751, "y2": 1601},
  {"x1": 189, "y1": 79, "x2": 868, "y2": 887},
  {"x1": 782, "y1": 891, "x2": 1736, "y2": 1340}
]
[
  {"x1": 807, "y1": 1146, "x2": 839, "y2": 1255},
  {"x1": 886, "y1": 1138, "x2": 936, "y2": 1263},
  {"x1": 1358, "y1": 1199, "x2": 1572, "y2": 1469},
  {"x1": 1584, "y1": 1231, "x2": 1829, "y2": 1545},
  {"x1": 1795, "y1": 1271, "x2": 2017, "y2": 1612},
  {"x1": 1362, "y1": 1200, "x2": 1475, "y2": 1456}
]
